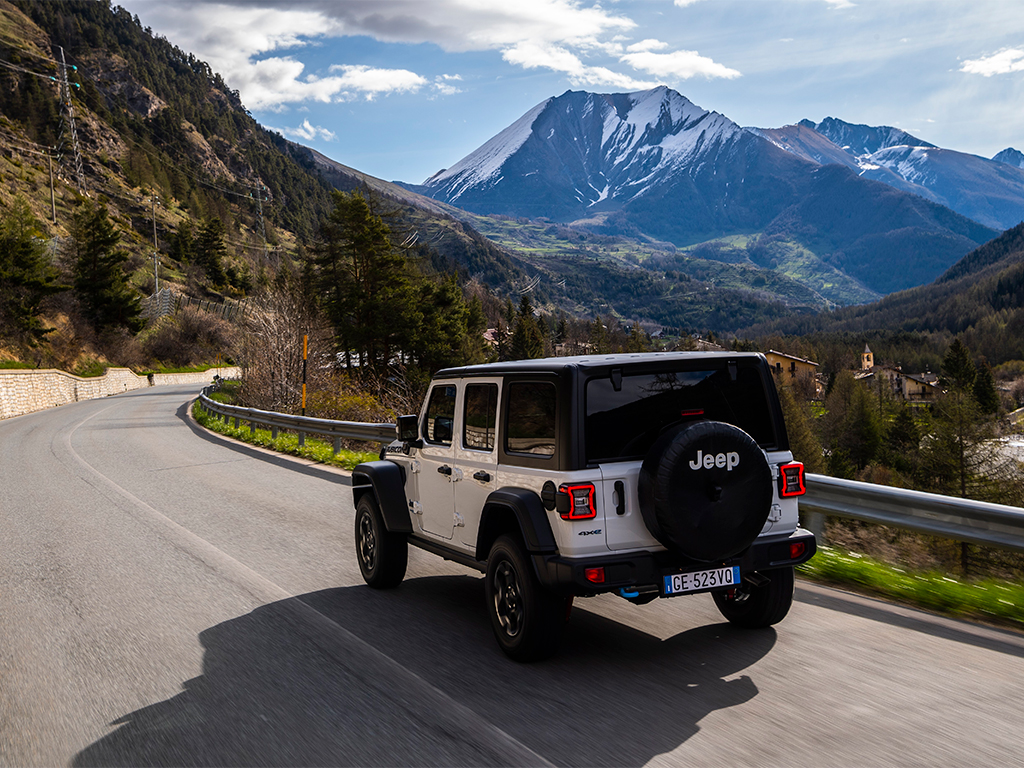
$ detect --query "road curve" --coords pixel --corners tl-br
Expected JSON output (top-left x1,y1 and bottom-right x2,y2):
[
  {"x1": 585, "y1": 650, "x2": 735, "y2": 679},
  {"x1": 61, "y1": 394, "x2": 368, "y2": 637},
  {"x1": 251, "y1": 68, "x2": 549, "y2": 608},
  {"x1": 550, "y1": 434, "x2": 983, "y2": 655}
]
[{"x1": 1, "y1": 384, "x2": 1023, "y2": 767}]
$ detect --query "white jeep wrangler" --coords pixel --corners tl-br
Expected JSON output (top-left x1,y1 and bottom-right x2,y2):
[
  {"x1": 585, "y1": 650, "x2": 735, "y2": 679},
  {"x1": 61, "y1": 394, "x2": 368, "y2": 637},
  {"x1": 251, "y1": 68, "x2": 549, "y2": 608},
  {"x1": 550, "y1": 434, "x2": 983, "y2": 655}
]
[{"x1": 352, "y1": 352, "x2": 815, "y2": 661}]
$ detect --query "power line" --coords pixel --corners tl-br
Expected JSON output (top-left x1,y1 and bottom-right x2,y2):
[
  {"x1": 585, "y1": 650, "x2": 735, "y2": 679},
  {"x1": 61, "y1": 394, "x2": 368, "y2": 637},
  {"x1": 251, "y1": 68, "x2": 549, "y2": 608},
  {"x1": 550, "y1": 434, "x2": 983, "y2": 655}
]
[{"x1": 0, "y1": 56, "x2": 59, "y2": 82}]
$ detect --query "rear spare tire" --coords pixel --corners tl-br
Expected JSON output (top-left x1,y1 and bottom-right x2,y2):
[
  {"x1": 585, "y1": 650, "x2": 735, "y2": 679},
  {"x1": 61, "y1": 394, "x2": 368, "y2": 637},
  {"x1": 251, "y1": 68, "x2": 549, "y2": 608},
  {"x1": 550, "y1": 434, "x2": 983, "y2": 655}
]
[{"x1": 638, "y1": 420, "x2": 772, "y2": 562}]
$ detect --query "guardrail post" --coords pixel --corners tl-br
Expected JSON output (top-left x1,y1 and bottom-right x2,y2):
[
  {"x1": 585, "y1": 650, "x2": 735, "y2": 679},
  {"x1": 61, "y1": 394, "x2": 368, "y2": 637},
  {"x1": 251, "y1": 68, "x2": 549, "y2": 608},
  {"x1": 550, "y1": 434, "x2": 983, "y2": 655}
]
[
  {"x1": 333, "y1": 437, "x2": 341, "y2": 455},
  {"x1": 233, "y1": 416, "x2": 239, "y2": 428},
  {"x1": 298, "y1": 431, "x2": 305, "y2": 447},
  {"x1": 250, "y1": 420, "x2": 256, "y2": 435},
  {"x1": 803, "y1": 511, "x2": 826, "y2": 544},
  {"x1": 271, "y1": 426, "x2": 278, "y2": 440}
]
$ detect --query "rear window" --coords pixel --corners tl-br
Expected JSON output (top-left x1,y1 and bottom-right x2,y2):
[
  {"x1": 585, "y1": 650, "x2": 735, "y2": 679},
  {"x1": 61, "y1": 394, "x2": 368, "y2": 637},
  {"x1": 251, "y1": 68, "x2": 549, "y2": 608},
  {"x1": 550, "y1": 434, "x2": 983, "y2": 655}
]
[
  {"x1": 505, "y1": 382, "x2": 556, "y2": 457},
  {"x1": 585, "y1": 365, "x2": 778, "y2": 462}
]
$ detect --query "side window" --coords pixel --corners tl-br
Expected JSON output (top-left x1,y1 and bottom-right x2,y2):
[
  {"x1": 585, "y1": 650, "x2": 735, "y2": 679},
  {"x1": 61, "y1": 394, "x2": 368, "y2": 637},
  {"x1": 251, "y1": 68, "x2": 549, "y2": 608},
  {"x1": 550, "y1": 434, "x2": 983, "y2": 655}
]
[
  {"x1": 424, "y1": 385, "x2": 457, "y2": 445},
  {"x1": 505, "y1": 382, "x2": 556, "y2": 457},
  {"x1": 464, "y1": 383, "x2": 498, "y2": 451}
]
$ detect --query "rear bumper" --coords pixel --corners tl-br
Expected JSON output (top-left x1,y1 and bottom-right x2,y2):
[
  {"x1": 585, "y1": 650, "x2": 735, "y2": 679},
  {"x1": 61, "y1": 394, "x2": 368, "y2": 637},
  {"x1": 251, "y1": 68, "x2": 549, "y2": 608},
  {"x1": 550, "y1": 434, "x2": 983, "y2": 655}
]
[{"x1": 532, "y1": 528, "x2": 817, "y2": 597}]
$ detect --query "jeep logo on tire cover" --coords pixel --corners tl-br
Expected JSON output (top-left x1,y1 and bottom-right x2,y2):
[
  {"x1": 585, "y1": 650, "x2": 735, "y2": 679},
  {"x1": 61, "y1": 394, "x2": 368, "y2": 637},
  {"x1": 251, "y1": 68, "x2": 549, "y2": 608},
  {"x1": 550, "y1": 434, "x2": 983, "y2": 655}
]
[{"x1": 688, "y1": 449, "x2": 740, "y2": 471}]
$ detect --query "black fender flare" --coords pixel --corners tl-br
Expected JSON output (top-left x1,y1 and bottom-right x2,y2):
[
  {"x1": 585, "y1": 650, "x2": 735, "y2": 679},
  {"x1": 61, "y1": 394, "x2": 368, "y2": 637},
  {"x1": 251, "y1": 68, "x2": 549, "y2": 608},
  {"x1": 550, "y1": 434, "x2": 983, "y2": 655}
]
[
  {"x1": 477, "y1": 487, "x2": 557, "y2": 560},
  {"x1": 351, "y1": 461, "x2": 412, "y2": 534}
]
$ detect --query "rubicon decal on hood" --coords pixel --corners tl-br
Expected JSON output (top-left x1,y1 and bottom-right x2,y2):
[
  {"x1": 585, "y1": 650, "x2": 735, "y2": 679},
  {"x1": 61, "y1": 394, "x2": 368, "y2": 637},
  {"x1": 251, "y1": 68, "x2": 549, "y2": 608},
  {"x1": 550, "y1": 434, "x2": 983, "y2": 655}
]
[{"x1": 689, "y1": 450, "x2": 740, "y2": 471}]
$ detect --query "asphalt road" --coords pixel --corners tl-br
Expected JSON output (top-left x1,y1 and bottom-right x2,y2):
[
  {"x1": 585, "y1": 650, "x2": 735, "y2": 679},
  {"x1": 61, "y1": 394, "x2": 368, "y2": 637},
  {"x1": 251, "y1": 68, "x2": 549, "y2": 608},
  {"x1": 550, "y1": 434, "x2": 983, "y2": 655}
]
[{"x1": 2, "y1": 384, "x2": 1023, "y2": 767}]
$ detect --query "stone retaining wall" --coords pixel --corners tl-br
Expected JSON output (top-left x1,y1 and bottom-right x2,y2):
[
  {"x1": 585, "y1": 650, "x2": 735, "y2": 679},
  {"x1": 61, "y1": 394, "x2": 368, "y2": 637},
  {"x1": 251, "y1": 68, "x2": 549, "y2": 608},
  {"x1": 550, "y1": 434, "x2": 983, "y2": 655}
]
[{"x1": 0, "y1": 367, "x2": 241, "y2": 420}]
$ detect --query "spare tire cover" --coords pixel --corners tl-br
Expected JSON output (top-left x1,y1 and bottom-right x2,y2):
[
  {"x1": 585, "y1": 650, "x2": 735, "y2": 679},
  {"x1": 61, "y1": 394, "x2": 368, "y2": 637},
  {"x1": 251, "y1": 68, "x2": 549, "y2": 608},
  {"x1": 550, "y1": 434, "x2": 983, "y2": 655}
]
[{"x1": 638, "y1": 421, "x2": 772, "y2": 562}]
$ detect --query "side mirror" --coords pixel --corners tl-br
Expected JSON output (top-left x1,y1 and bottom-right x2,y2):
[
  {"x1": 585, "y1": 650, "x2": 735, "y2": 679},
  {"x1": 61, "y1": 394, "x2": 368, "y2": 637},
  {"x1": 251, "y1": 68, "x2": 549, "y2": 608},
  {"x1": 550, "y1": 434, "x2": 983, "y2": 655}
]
[{"x1": 397, "y1": 414, "x2": 420, "y2": 443}]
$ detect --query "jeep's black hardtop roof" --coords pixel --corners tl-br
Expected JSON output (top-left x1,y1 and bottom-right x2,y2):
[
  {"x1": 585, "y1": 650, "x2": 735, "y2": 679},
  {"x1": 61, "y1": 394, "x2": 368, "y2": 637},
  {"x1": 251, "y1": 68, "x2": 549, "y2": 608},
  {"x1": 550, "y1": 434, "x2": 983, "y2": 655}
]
[{"x1": 435, "y1": 351, "x2": 768, "y2": 379}]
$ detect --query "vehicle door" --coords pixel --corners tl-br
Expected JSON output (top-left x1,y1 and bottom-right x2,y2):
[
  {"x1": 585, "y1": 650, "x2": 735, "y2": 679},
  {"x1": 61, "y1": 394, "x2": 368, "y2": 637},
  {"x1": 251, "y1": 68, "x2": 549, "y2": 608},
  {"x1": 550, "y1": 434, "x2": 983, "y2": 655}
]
[
  {"x1": 416, "y1": 381, "x2": 459, "y2": 540},
  {"x1": 454, "y1": 380, "x2": 500, "y2": 549}
]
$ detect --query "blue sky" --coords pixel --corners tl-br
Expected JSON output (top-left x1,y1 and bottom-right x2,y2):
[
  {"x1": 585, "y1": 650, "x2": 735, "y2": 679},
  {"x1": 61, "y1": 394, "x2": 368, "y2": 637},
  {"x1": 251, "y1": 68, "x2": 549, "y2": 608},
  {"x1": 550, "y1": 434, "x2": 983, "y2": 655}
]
[{"x1": 119, "y1": 0, "x2": 1024, "y2": 184}]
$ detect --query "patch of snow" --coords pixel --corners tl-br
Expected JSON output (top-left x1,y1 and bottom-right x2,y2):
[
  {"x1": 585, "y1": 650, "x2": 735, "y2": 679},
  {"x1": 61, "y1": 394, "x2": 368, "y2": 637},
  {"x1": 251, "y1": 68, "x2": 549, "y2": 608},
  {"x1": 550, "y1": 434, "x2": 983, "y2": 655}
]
[{"x1": 588, "y1": 185, "x2": 610, "y2": 206}]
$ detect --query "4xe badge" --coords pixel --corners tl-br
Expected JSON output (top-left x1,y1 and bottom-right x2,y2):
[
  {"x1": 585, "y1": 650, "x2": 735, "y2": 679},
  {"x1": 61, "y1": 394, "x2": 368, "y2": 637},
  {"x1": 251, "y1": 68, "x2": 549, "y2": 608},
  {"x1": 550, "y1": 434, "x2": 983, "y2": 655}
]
[
  {"x1": 578, "y1": 529, "x2": 602, "y2": 536},
  {"x1": 689, "y1": 449, "x2": 740, "y2": 471}
]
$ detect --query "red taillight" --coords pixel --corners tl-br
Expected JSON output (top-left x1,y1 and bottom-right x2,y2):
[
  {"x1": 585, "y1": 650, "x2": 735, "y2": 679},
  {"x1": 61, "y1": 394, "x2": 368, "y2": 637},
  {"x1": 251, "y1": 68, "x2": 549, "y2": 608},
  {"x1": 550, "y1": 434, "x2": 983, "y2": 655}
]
[
  {"x1": 584, "y1": 567, "x2": 605, "y2": 584},
  {"x1": 790, "y1": 541, "x2": 806, "y2": 560},
  {"x1": 779, "y1": 462, "x2": 806, "y2": 497},
  {"x1": 558, "y1": 483, "x2": 597, "y2": 520}
]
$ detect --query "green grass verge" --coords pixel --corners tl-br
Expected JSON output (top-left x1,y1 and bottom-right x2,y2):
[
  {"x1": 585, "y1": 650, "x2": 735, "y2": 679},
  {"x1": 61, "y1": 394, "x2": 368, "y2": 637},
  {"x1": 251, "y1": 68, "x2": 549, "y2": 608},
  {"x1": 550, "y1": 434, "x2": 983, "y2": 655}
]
[
  {"x1": 72, "y1": 361, "x2": 108, "y2": 377},
  {"x1": 0, "y1": 360, "x2": 34, "y2": 369},
  {"x1": 799, "y1": 546, "x2": 1024, "y2": 630},
  {"x1": 192, "y1": 399, "x2": 379, "y2": 471}
]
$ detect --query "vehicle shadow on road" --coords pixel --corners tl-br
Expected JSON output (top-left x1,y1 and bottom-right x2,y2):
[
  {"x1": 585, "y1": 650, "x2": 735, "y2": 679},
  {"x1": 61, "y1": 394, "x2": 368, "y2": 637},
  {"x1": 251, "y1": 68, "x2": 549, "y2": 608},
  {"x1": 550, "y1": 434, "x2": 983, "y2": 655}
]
[{"x1": 73, "y1": 576, "x2": 775, "y2": 767}]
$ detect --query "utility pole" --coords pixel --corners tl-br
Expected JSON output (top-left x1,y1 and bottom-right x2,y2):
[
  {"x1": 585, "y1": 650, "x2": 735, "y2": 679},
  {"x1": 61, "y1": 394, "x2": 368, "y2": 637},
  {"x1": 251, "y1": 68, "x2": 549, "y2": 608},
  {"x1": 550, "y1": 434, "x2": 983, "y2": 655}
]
[
  {"x1": 150, "y1": 190, "x2": 160, "y2": 293},
  {"x1": 56, "y1": 46, "x2": 85, "y2": 194},
  {"x1": 48, "y1": 152, "x2": 56, "y2": 223},
  {"x1": 255, "y1": 179, "x2": 268, "y2": 264},
  {"x1": 12, "y1": 142, "x2": 57, "y2": 223},
  {"x1": 301, "y1": 334, "x2": 308, "y2": 417}
]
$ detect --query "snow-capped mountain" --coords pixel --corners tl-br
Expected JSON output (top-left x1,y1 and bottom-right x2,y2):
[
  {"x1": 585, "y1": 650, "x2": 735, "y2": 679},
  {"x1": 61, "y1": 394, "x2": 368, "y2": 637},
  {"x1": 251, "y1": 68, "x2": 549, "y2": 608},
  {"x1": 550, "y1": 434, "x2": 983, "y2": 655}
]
[
  {"x1": 423, "y1": 86, "x2": 748, "y2": 220},
  {"x1": 798, "y1": 117, "x2": 935, "y2": 156},
  {"x1": 417, "y1": 87, "x2": 996, "y2": 295},
  {"x1": 765, "y1": 118, "x2": 1024, "y2": 231},
  {"x1": 994, "y1": 147, "x2": 1024, "y2": 170}
]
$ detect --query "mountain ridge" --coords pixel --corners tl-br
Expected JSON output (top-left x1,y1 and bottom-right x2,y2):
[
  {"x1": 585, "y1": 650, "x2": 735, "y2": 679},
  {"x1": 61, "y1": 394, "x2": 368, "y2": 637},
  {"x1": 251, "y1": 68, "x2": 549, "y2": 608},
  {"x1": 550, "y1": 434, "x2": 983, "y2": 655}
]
[
  {"x1": 768, "y1": 117, "x2": 1024, "y2": 231},
  {"x1": 418, "y1": 87, "x2": 998, "y2": 297}
]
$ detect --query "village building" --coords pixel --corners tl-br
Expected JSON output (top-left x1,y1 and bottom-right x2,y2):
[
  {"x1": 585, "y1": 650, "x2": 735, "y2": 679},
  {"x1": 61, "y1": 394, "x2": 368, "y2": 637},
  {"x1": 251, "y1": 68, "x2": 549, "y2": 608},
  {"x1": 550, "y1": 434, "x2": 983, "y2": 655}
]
[
  {"x1": 764, "y1": 349, "x2": 821, "y2": 397},
  {"x1": 854, "y1": 344, "x2": 941, "y2": 403}
]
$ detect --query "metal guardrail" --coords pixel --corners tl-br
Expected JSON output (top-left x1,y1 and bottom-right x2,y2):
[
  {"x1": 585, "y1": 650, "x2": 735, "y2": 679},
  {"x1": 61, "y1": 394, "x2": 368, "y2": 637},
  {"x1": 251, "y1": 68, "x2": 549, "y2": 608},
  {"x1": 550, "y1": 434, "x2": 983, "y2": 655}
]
[
  {"x1": 803, "y1": 473, "x2": 1024, "y2": 554},
  {"x1": 195, "y1": 389, "x2": 1024, "y2": 552},
  {"x1": 197, "y1": 390, "x2": 396, "y2": 450}
]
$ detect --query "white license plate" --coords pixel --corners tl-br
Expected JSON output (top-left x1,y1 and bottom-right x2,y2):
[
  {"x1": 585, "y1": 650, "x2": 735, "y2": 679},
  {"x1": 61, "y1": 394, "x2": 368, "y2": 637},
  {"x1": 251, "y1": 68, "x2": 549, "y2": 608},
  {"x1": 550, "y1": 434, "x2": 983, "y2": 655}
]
[{"x1": 663, "y1": 566, "x2": 740, "y2": 595}]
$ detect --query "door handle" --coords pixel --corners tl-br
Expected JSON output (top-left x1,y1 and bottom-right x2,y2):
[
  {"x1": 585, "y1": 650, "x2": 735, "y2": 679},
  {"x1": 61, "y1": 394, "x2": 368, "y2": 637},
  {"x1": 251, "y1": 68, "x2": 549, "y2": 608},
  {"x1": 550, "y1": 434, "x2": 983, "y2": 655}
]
[
  {"x1": 473, "y1": 471, "x2": 491, "y2": 483},
  {"x1": 437, "y1": 465, "x2": 452, "y2": 476}
]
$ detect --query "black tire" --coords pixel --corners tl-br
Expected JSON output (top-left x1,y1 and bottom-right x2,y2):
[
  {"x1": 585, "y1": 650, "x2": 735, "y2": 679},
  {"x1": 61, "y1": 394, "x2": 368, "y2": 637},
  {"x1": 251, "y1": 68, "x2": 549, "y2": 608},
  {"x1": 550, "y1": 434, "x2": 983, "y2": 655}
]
[
  {"x1": 355, "y1": 494, "x2": 407, "y2": 589},
  {"x1": 485, "y1": 535, "x2": 566, "y2": 662},
  {"x1": 638, "y1": 420, "x2": 773, "y2": 562},
  {"x1": 712, "y1": 566, "x2": 794, "y2": 628}
]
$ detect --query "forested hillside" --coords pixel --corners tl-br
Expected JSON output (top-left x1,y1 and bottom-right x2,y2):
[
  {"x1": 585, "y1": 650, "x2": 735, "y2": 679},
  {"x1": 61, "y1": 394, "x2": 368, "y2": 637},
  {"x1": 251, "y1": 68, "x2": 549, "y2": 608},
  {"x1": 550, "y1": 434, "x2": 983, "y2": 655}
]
[
  {"x1": 1, "y1": 0, "x2": 332, "y2": 269},
  {"x1": 742, "y1": 223, "x2": 1024, "y2": 367}
]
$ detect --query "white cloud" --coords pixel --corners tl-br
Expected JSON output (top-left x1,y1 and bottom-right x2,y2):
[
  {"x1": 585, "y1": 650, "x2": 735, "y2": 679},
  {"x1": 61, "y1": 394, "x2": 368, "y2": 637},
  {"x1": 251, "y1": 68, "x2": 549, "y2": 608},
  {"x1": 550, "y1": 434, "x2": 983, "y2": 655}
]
[
  {"x1": 123, "y1": 0, "x2": 739, "y2": 107},
  {"x1": 433, "y1": 75, "x2": 464, "y2": 96},
  {"x1": 275, "y1": 118, "x2": 336, "y2": 141},
  {"x1": 503, "y1": 41, "x2": 656, "y2": 90},
  {"x1": 961, "y1": 48, "x2": 1024, "y2": 76},
  {"x1": 824, "y1": 0, "x2": 856, "y2": 7},
  {"x1": 627, "y1": 39, "x2": 670, "y2": 54},
  {"x1": 621, "y1": 49, "x2": 741, "y2": 80},
  {"x1": 326, "y1": 65, "x2": 428, "y2": 100}
]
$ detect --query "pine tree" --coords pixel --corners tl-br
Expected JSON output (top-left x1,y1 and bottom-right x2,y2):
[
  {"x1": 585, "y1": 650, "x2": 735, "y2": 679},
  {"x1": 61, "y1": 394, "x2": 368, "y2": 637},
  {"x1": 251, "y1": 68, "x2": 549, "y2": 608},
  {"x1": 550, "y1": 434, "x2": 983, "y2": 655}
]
[
  {"x1": 415, "y1": 275, "x2": 469, "y2": 373},
  {"x1": 940, "y1": 337, "x2": 976, "y2": 393},
  {"x1": 195, "y1": 217, "x2": 228, "y2": 286},
  {"x1": 627, "y1": 321, "x2": 648, "y2": 352},
  {"x1": 0, "y1": 198, "x2": 66, "y2": 345},
  {"x1": 776, "y1": 382, "x2": 824, "y2": 474},
  {"x1": 973, "y1": 360, "x2": 1000, "y2": 414},
  {"x1": 71, "y1": 202, "x2": 143, "y2": 335},
  {"x1": 311, "y1": 191, "x2": 419, "y2": 374},
  {"x1": 168, "y1": 220, "x2": 196, "y2": 265},
  {"x1": 509, "y1": 294, "x2": 544, "y2": 360},
  {"x1": 820, "y1": 370, "x2": 881, "y2": 476}
]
